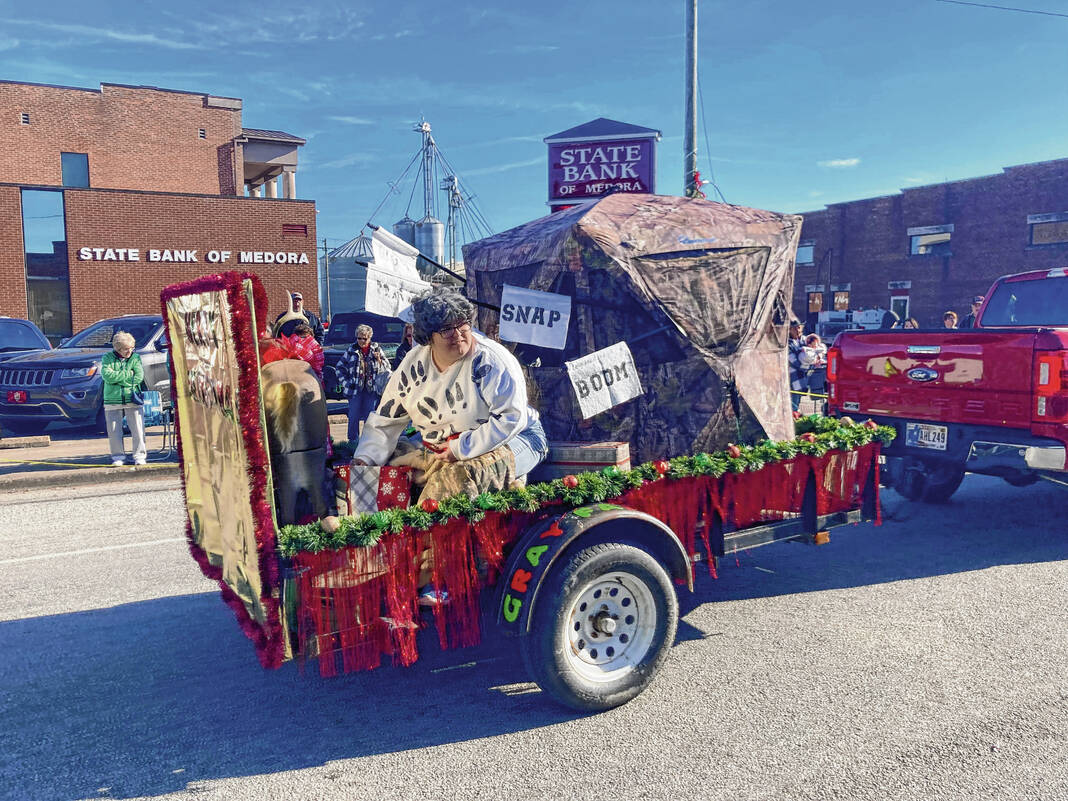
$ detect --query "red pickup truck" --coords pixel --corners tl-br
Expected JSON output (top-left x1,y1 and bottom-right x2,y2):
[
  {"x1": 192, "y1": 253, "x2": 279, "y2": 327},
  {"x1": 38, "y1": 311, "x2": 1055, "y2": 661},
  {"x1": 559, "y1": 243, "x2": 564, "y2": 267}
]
[{"x1": 826, "y1": 268, "x2": 1068, "y2": 501}]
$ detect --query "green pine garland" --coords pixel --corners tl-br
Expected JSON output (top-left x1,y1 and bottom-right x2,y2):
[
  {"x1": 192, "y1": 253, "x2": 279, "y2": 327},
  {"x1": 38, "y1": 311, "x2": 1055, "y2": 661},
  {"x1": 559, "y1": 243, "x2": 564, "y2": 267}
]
[{"x1": 278, "y1": 415, "x2": 894, "y2": 557}]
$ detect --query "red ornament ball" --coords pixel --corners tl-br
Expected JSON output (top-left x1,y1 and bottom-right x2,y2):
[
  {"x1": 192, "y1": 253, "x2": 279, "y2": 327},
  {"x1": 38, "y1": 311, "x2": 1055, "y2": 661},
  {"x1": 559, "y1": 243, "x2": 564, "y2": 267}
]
[
  {"x1": 792, "y1": 410, "x2": 803, "y2": 420},
  {"x1": 654, "y1": 460, "x2": 671, "y2": 475},
  {"x1": 421, "y1": 497, "x2": 439, "y2": 513},
  {"x1": 562, "y1": 474, "x2": 579, "y2": 488},
  {"x1": 863, "y1": 419, "x2": 879, "y2": 430},
  {"x1": 726, "y1": 444, "x2": 742, "y2": 459},
  {"x1": 800, "y1": 432, "x2": 817, "y2": 443}
]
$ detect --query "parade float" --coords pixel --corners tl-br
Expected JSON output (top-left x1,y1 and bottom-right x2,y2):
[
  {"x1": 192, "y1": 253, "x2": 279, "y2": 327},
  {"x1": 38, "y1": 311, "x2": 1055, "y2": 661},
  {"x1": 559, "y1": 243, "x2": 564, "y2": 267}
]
[{"x1": 162, "y1": 196, "x2": 892, "y2": 711}]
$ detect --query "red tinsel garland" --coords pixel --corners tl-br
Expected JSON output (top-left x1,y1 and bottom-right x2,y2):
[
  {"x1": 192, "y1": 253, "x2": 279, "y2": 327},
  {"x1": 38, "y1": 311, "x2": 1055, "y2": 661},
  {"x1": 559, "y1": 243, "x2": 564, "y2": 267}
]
[
  {"x1": 291, "y1": 443, "x2": 880, "y2": 677},
  {"x1": 161, "y1": 271, "x2": 284, "y2": 669}
]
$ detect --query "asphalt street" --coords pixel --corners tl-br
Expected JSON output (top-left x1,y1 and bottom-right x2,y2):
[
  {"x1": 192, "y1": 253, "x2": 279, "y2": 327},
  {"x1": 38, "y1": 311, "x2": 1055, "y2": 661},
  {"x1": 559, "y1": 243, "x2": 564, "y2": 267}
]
[{"x1": 1, "y1": 474, "x2": 1066, "y2": 801}]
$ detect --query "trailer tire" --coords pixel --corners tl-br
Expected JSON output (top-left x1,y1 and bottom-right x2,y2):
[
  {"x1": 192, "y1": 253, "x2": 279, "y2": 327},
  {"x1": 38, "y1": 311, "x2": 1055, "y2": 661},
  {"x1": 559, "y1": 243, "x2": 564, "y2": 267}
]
[
  {"x1": 890, "y1": 457, "x2": 964, "y2": 503},
  {"x1": 520, "y1": 542, "x2": 678, "y2": 712}
]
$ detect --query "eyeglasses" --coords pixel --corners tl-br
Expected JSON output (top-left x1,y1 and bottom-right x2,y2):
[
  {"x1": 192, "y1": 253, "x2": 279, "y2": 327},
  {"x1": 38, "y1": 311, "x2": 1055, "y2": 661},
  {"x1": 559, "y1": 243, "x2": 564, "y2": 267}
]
[{"x1": 435, "y1": 321, "x2": 472, "y2": 339}]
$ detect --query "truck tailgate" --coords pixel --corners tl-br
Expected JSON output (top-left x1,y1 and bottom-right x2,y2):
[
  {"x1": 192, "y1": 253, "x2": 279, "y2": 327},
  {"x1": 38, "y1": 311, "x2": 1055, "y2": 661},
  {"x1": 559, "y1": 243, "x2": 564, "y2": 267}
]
[{"x1": 833, "y1": 331, "x2": 1037, "y2": 428}]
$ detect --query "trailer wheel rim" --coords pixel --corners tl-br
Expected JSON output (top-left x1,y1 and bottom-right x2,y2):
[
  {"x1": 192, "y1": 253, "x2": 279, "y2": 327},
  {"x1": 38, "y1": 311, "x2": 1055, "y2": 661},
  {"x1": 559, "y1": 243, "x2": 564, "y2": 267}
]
[{"x1": 562, "y1": 570, "x2": 657, "y2": 683}]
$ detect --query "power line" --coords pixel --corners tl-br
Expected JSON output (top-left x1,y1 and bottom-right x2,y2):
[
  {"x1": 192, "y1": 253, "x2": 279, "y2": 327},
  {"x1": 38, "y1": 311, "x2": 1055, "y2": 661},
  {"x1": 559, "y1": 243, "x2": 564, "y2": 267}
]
[{"x1": 935, "y1": 0, "x2": 1068, "y2": 19}]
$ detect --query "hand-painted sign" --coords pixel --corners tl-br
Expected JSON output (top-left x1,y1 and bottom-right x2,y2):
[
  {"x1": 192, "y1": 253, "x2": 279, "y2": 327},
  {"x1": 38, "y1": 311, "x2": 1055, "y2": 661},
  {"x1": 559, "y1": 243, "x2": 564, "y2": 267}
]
[
  {"x1": 498, "y1": 285, "x2": 571, "y2": 350},
  {"x1": 565, "y1": 341, "x2": 644, "y2": 419},
  {"x1": 548, "y1": 137, "x2": 656, "y2": 203}
]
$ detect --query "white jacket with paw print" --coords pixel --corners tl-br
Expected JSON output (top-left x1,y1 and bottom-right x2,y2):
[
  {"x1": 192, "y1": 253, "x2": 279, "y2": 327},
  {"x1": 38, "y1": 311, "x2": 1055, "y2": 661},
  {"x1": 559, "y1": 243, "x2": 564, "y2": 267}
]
[{"x1": 353, "y1": 331, "x2": 538, "y2": 465}]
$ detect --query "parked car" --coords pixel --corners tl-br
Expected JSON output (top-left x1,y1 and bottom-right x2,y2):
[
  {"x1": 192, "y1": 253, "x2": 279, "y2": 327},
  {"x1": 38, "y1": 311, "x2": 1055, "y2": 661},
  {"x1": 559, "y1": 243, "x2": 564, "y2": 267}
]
[
  {"x1": 321, "y1": 311, "x2": 404, "y2": 399},
  {"x1": 0, "y1": 317, "x2": 51, "y2": 365},
  {"x1": 0, "y1": 314, "x2": 170, "y2": 435}
]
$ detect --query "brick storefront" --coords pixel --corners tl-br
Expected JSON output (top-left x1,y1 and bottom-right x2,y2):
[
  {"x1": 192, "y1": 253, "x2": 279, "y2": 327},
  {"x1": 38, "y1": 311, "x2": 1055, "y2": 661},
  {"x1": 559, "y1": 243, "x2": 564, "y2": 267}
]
[
  {"x1": 794, "y1": 158, "x2": 1068, "y2": 328},
  {"x1": 1, "y1": 80, "x2": 314, "y2": 338}
]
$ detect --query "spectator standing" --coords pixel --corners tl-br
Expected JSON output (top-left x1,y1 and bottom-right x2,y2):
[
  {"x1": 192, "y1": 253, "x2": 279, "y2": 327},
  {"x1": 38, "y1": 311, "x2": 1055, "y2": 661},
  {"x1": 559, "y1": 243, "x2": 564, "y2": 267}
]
[
  {"x1": 392, "y1": 322, "x2": 415, "y2": 369},
  {"x1": 960, "y1": 295, "x2": 984, "y2": 328},
  {"x1": 337, "y1": 324, "x2": 391, "y2": 441},
  {"x1": 801, "y1": 333, "x2": 828, "y2": 394},
  {"x1": 787, "y1": 318, "x2": 807, "y2": 411},
  {"x1": 274, "y1": 291, "x2": 325, "y2": 343},
  {"x1": 101, "y1": 331, "x2": 147, "y2": 466},
  {"x1": 903, "y1": 317, "x2": 920, "y2": 329},
  {"x1": 943, "y1": 311, "x2": 959, "y2": 329}
]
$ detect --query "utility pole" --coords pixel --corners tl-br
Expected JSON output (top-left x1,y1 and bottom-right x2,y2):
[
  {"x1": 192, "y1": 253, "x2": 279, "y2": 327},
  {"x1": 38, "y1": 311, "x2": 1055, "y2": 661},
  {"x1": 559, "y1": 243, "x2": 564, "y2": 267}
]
[
  {"x1": 321, "y1": 237, "x2": 332, "y2": 320},
  {"x1": 684, "y1": 0, "x2": 699, "y2": 198}
]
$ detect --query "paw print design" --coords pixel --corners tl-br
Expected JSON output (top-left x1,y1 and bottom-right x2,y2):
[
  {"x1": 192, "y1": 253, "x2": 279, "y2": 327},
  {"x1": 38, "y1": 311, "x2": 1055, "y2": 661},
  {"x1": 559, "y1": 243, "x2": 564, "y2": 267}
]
[
  {"x1": 444, "y1": 381, "x2": 467, "y2": 412},
  {"x1": 396, "y1": 361, "x2": 429, "y2": 400},
  {"x1": 416, "y1": 395, "x2": 444, "y2": 424},
  {"x1": 379, "y1": 398, "x2": 408, "y2": 419},
  {"x1": 471, "y1": 353, "x2": 492, "y2": 383}
]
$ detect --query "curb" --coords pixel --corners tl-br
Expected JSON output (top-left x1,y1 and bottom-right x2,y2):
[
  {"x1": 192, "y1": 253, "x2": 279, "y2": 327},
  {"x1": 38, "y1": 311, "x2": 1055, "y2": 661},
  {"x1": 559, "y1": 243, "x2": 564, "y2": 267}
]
[
  {"x1": 0, "y1": 462, "x2": 180, "y2": 491},
  {"x1": 0, "y1": 435, "x2": 50, "y2": 450}
]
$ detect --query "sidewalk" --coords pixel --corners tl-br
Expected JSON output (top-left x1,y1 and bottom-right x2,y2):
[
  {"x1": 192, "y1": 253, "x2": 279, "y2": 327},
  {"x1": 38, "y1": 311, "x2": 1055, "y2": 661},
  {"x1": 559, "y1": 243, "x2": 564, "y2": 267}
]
[{"x1": 0, "y1": 408, "x2": 352, "y2": 492}]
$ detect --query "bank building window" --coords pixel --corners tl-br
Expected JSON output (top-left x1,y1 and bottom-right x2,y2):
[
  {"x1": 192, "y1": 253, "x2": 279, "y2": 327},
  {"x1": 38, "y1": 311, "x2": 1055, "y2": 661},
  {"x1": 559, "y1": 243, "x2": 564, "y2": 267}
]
[
  {"x1": 198, "y1": 128, "x2": 207, "y2": 139},
  {"x1": 61, "y1": 152, "x2": 90, "y2": 188},
  {"x1": 20, "y1": 112, "x2": 30, "y2": 125},
  {"x1": 908, "y1": 224, "x2": 953, "y2": 256}
]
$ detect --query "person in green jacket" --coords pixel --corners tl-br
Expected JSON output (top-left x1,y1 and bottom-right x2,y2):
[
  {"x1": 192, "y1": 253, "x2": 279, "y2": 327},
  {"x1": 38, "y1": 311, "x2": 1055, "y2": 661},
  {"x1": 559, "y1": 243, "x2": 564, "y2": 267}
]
[{"x1": 102, "y1": 331, "x2": 147, "y2": 466}]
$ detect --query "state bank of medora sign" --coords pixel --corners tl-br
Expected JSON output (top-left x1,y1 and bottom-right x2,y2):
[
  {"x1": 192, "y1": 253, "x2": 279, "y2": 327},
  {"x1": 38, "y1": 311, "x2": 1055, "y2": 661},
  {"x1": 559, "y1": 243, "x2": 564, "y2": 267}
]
[
  {"x1": 544, "y1": 118, "x2": 660, "y2": 209},
  {"x1": 548, "y1": 139, "x2": 655, "y2": 203}
]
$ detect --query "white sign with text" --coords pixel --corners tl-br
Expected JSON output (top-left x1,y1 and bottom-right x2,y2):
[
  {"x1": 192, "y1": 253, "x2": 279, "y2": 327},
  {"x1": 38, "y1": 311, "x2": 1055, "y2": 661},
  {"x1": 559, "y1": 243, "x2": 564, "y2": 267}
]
[
  {"x1": 565, "y1": 341, "x2": 644, "y2": 419},
  {"x1": 498, "y1": 285, "x2": 571, "y2": 350}
]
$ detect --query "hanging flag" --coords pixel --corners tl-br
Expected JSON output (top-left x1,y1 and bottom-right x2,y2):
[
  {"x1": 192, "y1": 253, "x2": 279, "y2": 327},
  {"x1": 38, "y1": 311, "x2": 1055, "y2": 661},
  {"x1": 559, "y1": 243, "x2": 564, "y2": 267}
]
[{"x1": 365, "y1": 227, "x2": 431, "y2": 317}]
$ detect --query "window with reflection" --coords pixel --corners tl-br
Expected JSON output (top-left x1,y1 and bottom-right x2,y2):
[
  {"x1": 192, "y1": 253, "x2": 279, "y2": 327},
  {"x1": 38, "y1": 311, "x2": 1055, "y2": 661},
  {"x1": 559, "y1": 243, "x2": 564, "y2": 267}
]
[
  {"x1": 61, "y1": 152, "x2": 90, "y2": 188},
  {"x1": 21, "y1": 189, "x2": 72, "y2": 343}
]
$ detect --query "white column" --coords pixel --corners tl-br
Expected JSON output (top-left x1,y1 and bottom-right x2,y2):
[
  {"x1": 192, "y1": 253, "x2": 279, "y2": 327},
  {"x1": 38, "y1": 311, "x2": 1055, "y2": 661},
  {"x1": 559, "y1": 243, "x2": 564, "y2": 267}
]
[
  {"x1": 283, "y1": 168, "x2": 296, "y2": 199},
  {"x1": 264, "y1": 177, "x2": 278, "y2": 198},
  {"x1": 250, "y1": 184, "x2": 262, "y2": 198}
]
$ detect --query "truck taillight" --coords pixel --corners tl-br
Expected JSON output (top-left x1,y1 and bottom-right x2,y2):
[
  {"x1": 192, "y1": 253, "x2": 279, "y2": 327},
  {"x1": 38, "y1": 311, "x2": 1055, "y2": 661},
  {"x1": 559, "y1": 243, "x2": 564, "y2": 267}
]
[
  {"x1": 1034, "y1": 351, "x2": 1068, "y2": 421},
  {"x1": 827, "y1": 347, "x2": 841, "y2": 383}
]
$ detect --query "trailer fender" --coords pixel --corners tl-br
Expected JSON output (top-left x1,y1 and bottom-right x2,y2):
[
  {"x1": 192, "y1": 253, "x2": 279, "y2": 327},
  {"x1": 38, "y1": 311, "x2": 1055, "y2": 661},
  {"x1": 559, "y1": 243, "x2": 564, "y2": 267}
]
[{"x1": 495, "y1": 503, "x2": 691, "y2": 637}]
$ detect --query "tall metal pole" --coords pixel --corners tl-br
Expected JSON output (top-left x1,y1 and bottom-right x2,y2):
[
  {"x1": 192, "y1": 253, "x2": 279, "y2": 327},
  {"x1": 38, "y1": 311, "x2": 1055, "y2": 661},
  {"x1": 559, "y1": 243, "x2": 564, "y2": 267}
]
[
  {"x1": 684, "y1": 0, "x2": 699, "y2": 198},
  {"x1": 322, "y1": 237, "x2": 332, "y2": 320}
]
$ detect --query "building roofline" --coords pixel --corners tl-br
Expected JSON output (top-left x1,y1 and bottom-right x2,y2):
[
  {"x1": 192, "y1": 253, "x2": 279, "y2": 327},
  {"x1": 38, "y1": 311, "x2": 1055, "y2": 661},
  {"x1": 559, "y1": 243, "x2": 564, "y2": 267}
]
[
  {"x1": 0, "y1": 78, "x2": 242, "y2": 105},
  {"x1": 801, "y1": 155, "x2": 1068, "y2": 215},
  {"x1": 0, "y1": 181, "x2": 315, "y2": 205}
]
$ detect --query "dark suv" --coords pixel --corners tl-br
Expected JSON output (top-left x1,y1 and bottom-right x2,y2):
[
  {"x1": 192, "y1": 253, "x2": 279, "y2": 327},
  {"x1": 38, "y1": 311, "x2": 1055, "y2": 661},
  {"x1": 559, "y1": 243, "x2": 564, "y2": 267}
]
[
  {"x1": 0, "y1": 315, "x2": 170, "y2": 435},
  {"x1": 322, "y1": 311, "x2": 404, "y2": 399},
  {"x1": 0, "y1": 317, "x2": 51, "y2": 365}
]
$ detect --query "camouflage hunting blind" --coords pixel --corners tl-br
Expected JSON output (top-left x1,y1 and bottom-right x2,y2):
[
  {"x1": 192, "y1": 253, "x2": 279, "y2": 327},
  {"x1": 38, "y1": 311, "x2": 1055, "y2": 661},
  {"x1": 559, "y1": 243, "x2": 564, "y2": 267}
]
[{"x1": 462, "y1": 193, "x2": 803, "y2": 463}]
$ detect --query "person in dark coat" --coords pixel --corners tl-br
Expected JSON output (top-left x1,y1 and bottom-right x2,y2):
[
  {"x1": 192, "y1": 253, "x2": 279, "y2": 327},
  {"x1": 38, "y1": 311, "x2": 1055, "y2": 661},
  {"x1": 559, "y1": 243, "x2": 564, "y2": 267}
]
[
  {"x1": 274, "y1": 291, "x2": 325, "y2": 343},
  {"x1": 392, "y1": 323, "x2": 415, "y2": 369},
  {"x1": 787, "y1": 319, "x2": 807, "y2": 412},
  {"x1": 960, "y1": 295, "x2": 983, "y2": 328}
]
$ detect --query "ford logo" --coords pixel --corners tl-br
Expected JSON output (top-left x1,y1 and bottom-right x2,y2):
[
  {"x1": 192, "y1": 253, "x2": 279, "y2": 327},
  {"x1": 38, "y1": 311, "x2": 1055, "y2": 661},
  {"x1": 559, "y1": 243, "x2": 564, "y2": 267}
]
[{"x1": 907, "y1": 367, "x2": 939, "y2": 383}]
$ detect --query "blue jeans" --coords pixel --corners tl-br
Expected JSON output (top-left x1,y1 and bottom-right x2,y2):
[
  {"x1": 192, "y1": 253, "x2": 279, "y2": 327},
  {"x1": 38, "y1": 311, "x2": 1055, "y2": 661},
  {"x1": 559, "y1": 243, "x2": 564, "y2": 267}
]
[
  {"x1": 509, "y1": 417, "x2": 548, "y2": 479},
  {"x1": 347, "y1": 390, "x2": 380, "y2": 442}
]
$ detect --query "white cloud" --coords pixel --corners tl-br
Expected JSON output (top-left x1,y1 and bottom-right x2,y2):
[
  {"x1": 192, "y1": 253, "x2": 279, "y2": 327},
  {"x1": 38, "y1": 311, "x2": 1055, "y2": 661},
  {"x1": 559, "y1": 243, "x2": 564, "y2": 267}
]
[
  {"x1": 328, "y1": 115, "x2": 375, "y2": 126},
  {"x1": 308, "y1": 152, "x2": 380, "y2": 170},
  {"x1": 460, "y1": 157, "x2": 543, "y2": 177},
  {"x1": 817, "y1": 158, "x2": 861, "y2": 169},
  {"x1": 0, "y1": 36, "x2": 18, "y2": 51},
  {"x1": 3, "y1": 19, "x2": 205, "y2": 50}
]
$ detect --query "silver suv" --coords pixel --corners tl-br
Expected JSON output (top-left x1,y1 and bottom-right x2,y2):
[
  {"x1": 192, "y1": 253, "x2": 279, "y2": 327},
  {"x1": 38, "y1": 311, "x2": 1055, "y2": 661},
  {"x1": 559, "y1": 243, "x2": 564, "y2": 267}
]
[{"x1": 0, "y1": 315, "x2": 170, "y2": 435}]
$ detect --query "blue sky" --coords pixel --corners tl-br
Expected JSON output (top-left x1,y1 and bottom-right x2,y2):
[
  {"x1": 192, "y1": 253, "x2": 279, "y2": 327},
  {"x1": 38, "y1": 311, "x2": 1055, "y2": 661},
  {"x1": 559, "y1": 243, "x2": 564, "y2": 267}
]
[{"x1": 3, "y1": 0, "x2": 1067, "y2": 254}]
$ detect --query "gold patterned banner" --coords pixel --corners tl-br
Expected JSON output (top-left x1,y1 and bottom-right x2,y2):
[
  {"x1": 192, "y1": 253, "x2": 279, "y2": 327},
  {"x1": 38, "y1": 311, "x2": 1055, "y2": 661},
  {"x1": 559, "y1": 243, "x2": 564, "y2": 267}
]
[{"x1": 166, "y1": 286, "x2": 269, "y2": 626}]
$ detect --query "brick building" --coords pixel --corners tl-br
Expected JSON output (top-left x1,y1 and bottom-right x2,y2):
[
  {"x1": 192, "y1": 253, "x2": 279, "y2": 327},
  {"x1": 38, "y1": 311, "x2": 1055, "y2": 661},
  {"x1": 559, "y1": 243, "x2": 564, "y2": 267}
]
[
  {"x1": 0, "y1": 80, "x2": 316, "y2": 341},
  {"x1": 793, "y1": 157, "x2": 1068, "y2": 329}
]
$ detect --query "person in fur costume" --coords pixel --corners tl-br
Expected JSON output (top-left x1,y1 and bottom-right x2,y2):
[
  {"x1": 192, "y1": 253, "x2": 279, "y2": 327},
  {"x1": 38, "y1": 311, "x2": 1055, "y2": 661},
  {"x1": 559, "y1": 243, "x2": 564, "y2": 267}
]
[{"x1": 261, "y1": 358, "x2": 340, "y2": 533}]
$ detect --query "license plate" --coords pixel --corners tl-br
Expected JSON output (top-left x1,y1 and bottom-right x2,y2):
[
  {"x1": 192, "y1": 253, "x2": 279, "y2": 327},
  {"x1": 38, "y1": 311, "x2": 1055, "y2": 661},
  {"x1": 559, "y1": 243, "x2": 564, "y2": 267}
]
[
  {"x1": 6, "y1": 390, "x2": 27, "y2": 404},
  {"x1": 905, "y1": 422, "x2": 947, "y2": 451}
]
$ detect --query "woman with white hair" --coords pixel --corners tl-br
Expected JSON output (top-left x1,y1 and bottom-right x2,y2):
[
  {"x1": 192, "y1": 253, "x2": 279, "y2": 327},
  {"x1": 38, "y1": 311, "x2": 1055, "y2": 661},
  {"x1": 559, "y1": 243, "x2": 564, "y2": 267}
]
[
  {"x1": 354, "y1": 288, "x2": 547, "y2": 501},
  {"x1": 337, "y1": 323, "x2": 391, "y2": 441},
  {"x1": 101, "y1": 330, "x2": 147, "y2": 466}
]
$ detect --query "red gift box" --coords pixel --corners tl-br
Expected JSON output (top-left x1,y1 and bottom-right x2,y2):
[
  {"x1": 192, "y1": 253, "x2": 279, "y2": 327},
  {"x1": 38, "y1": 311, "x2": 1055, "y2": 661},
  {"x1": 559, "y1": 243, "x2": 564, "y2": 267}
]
[{"x1": 332, "y1": 464, "x2": 412, "y2": 516}]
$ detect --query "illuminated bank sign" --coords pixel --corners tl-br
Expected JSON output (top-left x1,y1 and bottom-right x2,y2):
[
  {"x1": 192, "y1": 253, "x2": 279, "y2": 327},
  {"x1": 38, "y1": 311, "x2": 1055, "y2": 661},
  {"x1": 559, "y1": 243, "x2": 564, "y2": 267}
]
[{"x1": 545, "y1": 118, "x2": 660, "y2": 210}]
